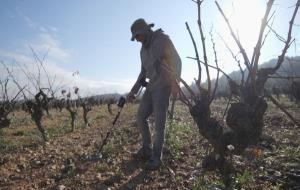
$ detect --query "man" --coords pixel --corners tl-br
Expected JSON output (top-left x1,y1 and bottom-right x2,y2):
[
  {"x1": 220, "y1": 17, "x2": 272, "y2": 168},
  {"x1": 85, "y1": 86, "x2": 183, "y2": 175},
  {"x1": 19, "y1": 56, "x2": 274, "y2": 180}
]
[{"x1": 127, "y1": 18, "x2": 182, "y2": 170}]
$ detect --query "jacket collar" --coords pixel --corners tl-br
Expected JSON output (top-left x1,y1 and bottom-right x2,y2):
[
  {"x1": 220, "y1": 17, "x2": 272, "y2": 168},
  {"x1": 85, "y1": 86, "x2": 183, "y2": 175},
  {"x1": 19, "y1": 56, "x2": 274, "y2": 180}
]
[{"x1": 142, "y1": 29, "x2": 164, "y2": 49}]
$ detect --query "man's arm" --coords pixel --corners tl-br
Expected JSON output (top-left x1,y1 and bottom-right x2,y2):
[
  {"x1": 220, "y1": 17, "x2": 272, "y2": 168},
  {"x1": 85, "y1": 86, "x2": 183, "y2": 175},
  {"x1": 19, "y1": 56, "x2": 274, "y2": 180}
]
[
  {"x1": 158, "y1": 38, "x2": 181, "y2": 96},
  {"x1": 131, "y1": 67, "x2": 146, "y2": 95},
  {"x1": 160, "y1": 57, "x2": 180, "y2": 96},
  {"x1": 128, "y1": 66, "x2": 146, "y2": 98}
]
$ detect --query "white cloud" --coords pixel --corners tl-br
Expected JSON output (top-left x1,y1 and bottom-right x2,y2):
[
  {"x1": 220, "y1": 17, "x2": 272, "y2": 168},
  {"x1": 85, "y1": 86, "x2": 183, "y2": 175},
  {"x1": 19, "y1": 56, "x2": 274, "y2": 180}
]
[
  {"x1": 24, "y1": 16, "x2": 37, "y2": 29},
  {"x1": 39, "y1": 26, "x2": 47, "y2": 33},
  {"x1": 0, "y1": 13, "x2": 132, "y2": 98},
  {"x1": 73, "y1": 78, "x2": 133, "y2": 96},
  {"x1": 29, "y1": 33, "x2": 71, "y2": 62},
  {"x1": 48, "y1": 26, "x2": 59, "y2": 33},
  {"x1": 20, "y1": 14, "x2": 71, "y2": 62},
  {"x1": 23, "y1": 15, "x2": 54, "y2": 34},
  {"x1": 0, "y1": 47, "x2": 131, "y2": 98}
]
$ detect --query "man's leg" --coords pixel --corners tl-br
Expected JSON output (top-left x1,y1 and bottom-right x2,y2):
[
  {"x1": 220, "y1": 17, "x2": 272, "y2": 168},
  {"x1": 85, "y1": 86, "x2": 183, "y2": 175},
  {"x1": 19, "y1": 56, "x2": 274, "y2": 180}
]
[
  {"x1": 147, "y1": 86, "x2": 170, "y2": 169},
  {"x1": 135, "y1": 89, "x2": 153, "y2": 160}
]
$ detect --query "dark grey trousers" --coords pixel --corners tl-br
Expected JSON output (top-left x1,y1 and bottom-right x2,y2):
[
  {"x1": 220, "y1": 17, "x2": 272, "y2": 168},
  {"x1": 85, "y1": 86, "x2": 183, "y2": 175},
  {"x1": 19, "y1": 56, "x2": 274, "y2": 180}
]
[{"x1": 137, "y1": 86, "x2": 171, "y2": 159}]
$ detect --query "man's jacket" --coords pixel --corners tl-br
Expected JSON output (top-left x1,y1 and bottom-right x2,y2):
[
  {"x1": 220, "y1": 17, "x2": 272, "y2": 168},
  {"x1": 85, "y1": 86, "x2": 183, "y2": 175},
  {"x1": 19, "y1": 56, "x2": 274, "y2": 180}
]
[{"x1": 131, "y1": 29, "x2": 182, "y2": 94}]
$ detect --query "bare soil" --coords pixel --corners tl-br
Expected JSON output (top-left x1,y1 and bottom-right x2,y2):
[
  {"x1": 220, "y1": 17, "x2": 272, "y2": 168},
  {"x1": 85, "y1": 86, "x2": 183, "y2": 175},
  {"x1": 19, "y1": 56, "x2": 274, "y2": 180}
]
[{"x1": 0, "y1": 99, "x2": 299, "y2": 189}]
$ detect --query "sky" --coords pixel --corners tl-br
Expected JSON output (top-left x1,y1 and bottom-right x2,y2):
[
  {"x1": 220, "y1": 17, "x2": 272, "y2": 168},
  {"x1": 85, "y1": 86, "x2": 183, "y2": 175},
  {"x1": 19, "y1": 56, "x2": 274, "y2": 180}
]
[{"x1": 0, "y1": 0, "x2": 299, "y2": 97}]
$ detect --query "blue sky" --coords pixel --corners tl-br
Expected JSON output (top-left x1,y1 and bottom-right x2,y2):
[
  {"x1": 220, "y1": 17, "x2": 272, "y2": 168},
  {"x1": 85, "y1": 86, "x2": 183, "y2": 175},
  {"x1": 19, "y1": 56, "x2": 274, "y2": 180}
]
[{"x1": 0, "y1": 0, "x2": 299, "y2": 96}]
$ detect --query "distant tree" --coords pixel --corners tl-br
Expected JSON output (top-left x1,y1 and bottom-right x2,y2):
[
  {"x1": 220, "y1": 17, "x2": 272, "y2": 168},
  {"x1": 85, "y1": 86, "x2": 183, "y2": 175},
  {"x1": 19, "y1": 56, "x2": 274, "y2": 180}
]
[
  {"x1": 2, "y1": 46, "x2": 62, "y2": 141},
  {"x1": 63, "y1": 87, "x2": 79, "y2": 132},
  {"x1": 0, "y1": 66, "x2": 24, "y2": 129}
]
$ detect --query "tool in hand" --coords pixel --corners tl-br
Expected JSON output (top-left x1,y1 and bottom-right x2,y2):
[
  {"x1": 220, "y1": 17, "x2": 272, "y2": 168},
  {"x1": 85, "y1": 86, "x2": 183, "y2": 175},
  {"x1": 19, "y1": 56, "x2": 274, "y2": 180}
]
[
  {"x1": 135, "y1": 77, "x2": 148, "y2": 97},
  {"x1": 98, "y1": 96, "x2": 126, "y2": 153}
]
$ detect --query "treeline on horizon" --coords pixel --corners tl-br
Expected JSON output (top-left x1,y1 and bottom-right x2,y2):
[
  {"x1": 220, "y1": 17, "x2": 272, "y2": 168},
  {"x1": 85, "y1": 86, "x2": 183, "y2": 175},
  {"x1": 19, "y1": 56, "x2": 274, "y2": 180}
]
[{"x1": 188, "y1": 56, "x2": 300, "y2": 98}]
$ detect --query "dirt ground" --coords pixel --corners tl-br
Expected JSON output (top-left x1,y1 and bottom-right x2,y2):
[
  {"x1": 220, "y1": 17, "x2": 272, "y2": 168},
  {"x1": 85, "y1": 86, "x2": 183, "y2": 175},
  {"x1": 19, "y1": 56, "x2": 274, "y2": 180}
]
[{"x1": 0, "y1": 99, "x2": 299, "y2": 190}]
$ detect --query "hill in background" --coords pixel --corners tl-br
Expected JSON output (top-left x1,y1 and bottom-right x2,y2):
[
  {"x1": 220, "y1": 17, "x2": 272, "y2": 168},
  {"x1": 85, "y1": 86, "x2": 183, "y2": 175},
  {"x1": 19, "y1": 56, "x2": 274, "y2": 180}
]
[{"x1": 195, "y1": 56, "x2": 300, "y2": 96}]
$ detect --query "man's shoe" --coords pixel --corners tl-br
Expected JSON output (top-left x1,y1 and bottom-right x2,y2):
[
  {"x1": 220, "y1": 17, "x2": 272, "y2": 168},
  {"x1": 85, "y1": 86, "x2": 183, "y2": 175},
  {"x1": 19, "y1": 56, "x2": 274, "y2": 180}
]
[
  {"x1": 132, "y1": 147, "x2": 152, "y2": 161},
  {"x1": 146, "y1": 156, "x2": 162, "y2": 170}
]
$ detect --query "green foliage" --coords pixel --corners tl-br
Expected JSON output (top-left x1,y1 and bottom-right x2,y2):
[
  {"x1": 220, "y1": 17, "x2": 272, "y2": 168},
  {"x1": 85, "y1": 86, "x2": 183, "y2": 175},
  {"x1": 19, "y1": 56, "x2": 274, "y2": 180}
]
[
  {"x1": 192, "y1": 176, "x2": 225, "y2": 190},
  {"x1": 175, "y1": 175, "x2": 183, "y2": 183},
  {"x1": 0, "y1": 129, "x2": 4, "y2": 136},
  {"x1": 168, "y1": 135, "x2": 183, "y2": 158},
  {"x1": 1, "y1": 127, "x2": 34, "y2": 150},
  {"x1": 10, "y1": 115, "x2": 32, "y2": 126},
  {"x1": 12, "y1": 130, "x2": 34, "y2": 137},
  {"x1": 235, "y1": 170, "x2": 252, "y2": 186},
  {"x1": 96, "y1": 162, "x2": 109, "y2": 172},
  {"x1": 47, "y1": 124, "x2": 70, "y2": 139},
  {"x1": 114, "y1": 165, "x2": 124, "y2": 177},
  {"x1": 191, "y1": 168, "x2": 253, "y2": 189},
  {"x1": 94, "y1": 113, "x2": 106, "y2": 120},
  {"x1": 192, "y1": 177, "x2": 207, "y2": 190},
  {"x1": 278, "y1": 145, "x2": 300, "y2": 158},
  {"x1": 78, "y1": 121, "x2": 87, "y2": 129},
  {"x1": 212, "y1": 178, "x2": 226, "y2": 189},
  {"x1": 166, "y1": 121, "x2": 193, "y2": 159},
  {"x1": 102, "y1": 142, "x2": 117, "y2": 158},
  {"x1": 0, "y1": 137, "x2": 19, "y2": 151}
]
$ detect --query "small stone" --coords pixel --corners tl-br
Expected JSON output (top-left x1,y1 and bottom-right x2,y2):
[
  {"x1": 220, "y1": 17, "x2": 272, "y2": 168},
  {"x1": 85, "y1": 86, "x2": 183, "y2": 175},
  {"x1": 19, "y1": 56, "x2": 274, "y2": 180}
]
[
  {"x1": 259, "y1": 166, "x2": 264, "y2": 171},
  {"x1": 168, "y1": 167, "x2": 175, "y2": 176},
  {"x1": 265, "y1": 159, "x2": 272, "y2": 166},
  {"x1": 274, "y1": 171, "x2": 282, "y2": 177},
  {"x1": 57, "y1": 185, "x2": 66, "y2": 190},
  {"x1": 227, "y1": 144, "x2": 235, "y2": 151},
  {"x1": 96, "y1": 173, "x2": 102, "y2": 180}
]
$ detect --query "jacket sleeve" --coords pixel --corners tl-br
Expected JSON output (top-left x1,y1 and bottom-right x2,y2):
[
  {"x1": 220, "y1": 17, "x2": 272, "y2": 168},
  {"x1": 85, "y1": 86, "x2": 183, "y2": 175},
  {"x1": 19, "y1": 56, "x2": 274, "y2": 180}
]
[
  {"x1": 130, "y1": 65, "x2": 146, "y2": 95},
  {"x1": 157, "y1": 38, "x2": 181, "y2": 85}
]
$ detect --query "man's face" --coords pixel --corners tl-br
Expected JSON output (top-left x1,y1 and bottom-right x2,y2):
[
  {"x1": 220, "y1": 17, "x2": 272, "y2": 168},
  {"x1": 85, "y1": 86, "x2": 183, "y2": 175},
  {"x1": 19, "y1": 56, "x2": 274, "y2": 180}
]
[{"x1": 135, "y1": 34, "x2": 145, "y2": 43}]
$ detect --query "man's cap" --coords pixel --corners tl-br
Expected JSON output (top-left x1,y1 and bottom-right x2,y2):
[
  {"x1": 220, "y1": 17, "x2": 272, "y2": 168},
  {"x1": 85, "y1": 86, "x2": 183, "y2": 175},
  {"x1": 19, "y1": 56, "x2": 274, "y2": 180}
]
[{"x1": 130, "y1": 18, "x2": 154, "y2": 41}]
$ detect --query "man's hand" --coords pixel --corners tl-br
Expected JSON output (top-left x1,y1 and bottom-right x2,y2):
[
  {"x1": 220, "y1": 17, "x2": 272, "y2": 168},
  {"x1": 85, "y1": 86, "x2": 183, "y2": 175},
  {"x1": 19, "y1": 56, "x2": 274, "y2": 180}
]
[{"x1": 126, "y1": 91, "x2": 135, "y2": 103}]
